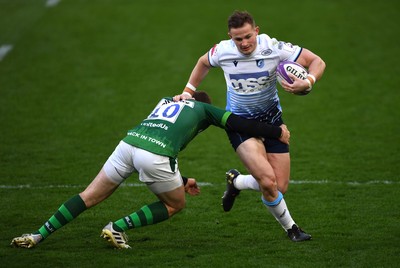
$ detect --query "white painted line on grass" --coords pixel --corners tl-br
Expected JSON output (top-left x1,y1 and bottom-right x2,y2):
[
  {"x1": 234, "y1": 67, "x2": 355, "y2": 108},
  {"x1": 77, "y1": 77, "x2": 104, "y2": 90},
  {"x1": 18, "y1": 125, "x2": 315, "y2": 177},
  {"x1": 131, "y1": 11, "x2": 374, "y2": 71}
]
[
  {"x1": 0, "y1": 44, "x2": 13, "y2": 61},
  {"x1": 0, "y1": 180, "x2": 398, "y2": 189},
  {"x1": 290, "y1": 180, "x2": 399, "y2": 185},
  {"x1": 46, "y1": 0, "x2": 61, "y2": 7}
]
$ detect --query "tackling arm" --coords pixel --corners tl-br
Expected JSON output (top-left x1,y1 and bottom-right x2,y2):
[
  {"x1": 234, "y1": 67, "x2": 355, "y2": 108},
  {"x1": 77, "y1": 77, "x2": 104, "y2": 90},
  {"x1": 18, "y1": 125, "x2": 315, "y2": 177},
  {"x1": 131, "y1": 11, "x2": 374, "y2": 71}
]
[{"x1": 225, "y1": 114, "x2": 282, "y2": 139}]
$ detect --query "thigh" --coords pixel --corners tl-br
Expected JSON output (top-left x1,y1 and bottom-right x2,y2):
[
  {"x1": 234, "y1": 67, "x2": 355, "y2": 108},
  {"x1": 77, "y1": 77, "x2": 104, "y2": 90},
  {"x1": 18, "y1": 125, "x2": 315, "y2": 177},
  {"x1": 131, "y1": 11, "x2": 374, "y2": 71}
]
[
  {"x1": 103, "y1": 141, "x2": 136, "y2": 184},
  {"x1": 236, "y1": 138, "x2": 275, "y2": 185}
]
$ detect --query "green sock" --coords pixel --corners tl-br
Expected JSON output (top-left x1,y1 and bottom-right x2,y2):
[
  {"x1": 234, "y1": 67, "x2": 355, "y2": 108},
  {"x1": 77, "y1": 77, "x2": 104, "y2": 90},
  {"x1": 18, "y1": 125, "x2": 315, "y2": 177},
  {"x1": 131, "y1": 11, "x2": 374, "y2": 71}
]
[
  {"x1": 113, "y1": 201, "x2": 169, "y2": 232},
  {"x1": 35, "y1": 194, "x2": 87, "y2": 239}
]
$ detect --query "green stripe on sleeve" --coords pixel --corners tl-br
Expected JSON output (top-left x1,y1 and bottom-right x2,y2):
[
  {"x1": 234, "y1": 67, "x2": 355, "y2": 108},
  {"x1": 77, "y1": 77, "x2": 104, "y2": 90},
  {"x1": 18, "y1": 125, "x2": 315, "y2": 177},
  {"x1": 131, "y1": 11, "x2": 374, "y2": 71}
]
[{"x1": 221, "y1": 111, "x2": 232, "y2": 126}]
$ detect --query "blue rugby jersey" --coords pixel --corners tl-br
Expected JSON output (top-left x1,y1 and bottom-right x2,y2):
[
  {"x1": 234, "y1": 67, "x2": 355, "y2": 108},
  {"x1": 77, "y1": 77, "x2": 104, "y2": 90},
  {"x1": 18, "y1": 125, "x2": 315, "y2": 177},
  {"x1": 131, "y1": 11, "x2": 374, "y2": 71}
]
[{"x1": 208, "y1": 34, "x2": 302, "y2": 121}]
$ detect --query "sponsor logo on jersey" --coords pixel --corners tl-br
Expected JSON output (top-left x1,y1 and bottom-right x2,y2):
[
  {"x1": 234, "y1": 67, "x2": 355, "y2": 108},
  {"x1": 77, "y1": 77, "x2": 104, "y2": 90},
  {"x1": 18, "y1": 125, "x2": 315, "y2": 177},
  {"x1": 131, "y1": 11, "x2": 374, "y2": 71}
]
[
  {"x1": 229, "y1": 71, "x2": 271, "y2": 93},
  {"x1": 278, "y1": 41, "x2": 295, "y2": 52},
  {"x1": 286, "y1": 42, "x2": 294, "y2": 48},
  {"x1": 261, "y1": 49, "x2": 272, "y2": 56},
  {"x1": 233, "y1": 60, "x2": 238, "y2": 67},
  {"x1": 141, "y1": 122, "x2": 169, "y2": 130},
  {"x1": 256, "y1": 59, "x2": 264, "y2": 68}
]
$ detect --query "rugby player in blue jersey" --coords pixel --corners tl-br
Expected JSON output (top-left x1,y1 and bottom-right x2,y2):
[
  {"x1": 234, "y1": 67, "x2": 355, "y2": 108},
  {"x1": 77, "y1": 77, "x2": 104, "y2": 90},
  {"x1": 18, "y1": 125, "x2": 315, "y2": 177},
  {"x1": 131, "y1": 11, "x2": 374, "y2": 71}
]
[{"x1": 174, "y1": 10, "x2": 326, "y2": 241}]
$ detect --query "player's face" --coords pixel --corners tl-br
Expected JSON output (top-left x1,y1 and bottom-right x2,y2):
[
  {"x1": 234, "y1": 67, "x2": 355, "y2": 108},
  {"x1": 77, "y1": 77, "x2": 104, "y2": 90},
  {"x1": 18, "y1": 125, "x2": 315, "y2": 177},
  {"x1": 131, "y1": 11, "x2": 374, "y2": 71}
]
[{"x1": 228, "y1": 23, "x2": 259, "y2": 55}]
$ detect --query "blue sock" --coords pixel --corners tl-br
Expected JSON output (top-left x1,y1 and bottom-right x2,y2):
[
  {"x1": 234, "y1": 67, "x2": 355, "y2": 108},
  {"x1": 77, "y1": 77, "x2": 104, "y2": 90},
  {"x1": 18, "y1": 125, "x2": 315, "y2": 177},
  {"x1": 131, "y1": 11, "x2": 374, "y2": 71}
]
[{"x1": 261, "y1": 191, "x2": 283, "y2": 206}]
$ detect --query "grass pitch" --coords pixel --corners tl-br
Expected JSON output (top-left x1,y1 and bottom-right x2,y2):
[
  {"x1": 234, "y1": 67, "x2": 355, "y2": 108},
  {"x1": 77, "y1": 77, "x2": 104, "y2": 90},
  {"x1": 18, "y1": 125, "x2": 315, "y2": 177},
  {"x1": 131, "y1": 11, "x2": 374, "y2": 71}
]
[{"x1": 1, "y1": 0, "x2": 399, "y2": 267}]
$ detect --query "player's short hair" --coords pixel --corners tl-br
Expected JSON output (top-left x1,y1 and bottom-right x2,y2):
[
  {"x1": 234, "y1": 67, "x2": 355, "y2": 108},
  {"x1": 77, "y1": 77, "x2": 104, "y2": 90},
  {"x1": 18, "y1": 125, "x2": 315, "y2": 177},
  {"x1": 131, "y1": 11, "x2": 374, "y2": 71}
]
[
  {"x1": 193, "y1": 91, "x2": 212, "y2": 104},
  {"x1": 228, "y1": 10, "x2": 255, "y2": 30}
]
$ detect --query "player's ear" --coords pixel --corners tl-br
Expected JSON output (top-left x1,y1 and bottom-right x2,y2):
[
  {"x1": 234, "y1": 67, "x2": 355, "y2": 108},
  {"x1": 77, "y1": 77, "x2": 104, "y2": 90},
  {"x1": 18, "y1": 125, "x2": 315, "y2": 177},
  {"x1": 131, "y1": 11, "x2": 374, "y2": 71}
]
[{"x1": 254, "y1": 26, "x2": 260, "y2": 34}]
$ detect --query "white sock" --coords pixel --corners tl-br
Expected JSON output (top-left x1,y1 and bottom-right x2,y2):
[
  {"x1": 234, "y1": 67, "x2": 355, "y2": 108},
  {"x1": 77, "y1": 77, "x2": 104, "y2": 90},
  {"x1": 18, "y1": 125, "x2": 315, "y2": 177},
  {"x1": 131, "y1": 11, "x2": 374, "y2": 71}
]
[
  {"x1": 262, "y1": 192, "x2": 295, "y2": 230},
  {"x1": 234, "y1": 174, "x2": 261, "y2": 191}
]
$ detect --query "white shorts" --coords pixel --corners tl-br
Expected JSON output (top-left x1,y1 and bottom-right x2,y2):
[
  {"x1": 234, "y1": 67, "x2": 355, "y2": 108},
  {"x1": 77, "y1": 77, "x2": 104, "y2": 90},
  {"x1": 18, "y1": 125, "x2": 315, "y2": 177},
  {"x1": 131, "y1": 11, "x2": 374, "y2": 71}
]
[{"x1": 103, "y1": 141, "x2": 183, "y2": 194}]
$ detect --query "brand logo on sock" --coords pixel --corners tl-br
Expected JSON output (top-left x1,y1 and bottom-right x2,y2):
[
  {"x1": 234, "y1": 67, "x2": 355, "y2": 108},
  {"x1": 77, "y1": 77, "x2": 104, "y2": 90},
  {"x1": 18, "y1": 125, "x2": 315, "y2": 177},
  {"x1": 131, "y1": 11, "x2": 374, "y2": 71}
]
[
  {"x1": 125, "y1": 216, "x2": 133, "y2": 228},
  {"x1": 45, "y1": 222, "x2": 55, "y2": 232},
  {"x1": 279, "y1": 209, "x2": 287, "y2": 218}
]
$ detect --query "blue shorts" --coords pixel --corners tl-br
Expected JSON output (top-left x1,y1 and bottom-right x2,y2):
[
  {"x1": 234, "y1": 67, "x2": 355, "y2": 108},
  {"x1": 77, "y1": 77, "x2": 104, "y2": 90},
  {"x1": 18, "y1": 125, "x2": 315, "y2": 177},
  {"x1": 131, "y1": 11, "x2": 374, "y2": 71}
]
[{"x1": 226, "y1": 117, "x2": 289, "y2": 153}]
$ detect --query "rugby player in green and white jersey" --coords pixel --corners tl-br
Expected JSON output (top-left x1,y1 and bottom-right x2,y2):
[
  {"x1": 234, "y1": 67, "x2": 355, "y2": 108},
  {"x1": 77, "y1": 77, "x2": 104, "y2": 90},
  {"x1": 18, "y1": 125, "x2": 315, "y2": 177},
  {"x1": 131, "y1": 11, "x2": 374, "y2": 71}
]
[{"x1": 11, "y1": 91, "x2": 291, "y2": 249}]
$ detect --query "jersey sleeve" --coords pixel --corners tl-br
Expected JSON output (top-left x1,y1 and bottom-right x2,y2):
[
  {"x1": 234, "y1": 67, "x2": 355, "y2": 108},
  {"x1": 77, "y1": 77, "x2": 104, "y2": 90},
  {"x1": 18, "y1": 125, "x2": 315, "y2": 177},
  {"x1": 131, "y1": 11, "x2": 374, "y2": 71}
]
[
  {"x1": 202, "y1": 102, "x2": 231, "y2": 127},
  {"x1": 208, "y1": 44, "x2": 220, "y2": 67},
  {"x1": 271, "y1": 37, "x2": 302, "y2": 62}
]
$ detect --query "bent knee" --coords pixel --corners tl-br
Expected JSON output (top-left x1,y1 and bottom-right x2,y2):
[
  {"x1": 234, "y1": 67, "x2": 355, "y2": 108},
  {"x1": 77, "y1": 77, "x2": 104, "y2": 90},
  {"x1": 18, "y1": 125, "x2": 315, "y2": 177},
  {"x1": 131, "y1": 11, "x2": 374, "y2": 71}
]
[
  {"x1": 258, "y1": 176, "x2": 277, "y2": 191},
  {"x1": 278, "y1": 182, "x2": 289, "y2": 194}
]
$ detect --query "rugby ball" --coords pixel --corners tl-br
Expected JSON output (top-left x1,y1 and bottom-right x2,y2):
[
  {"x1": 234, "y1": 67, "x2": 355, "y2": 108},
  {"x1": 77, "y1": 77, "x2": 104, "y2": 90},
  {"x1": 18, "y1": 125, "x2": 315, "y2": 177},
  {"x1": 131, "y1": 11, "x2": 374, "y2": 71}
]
[{"x1": 276, "y1": 61, "x2": 311, "y2": 95}]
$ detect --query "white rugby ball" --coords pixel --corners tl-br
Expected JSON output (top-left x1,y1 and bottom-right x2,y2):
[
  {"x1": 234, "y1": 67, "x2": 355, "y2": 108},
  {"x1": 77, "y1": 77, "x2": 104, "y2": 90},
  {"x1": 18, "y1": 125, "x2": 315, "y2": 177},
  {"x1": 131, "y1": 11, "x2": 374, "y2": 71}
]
[{"x1": 276, "y1": 61, "x2": 311, "y2": 95}]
